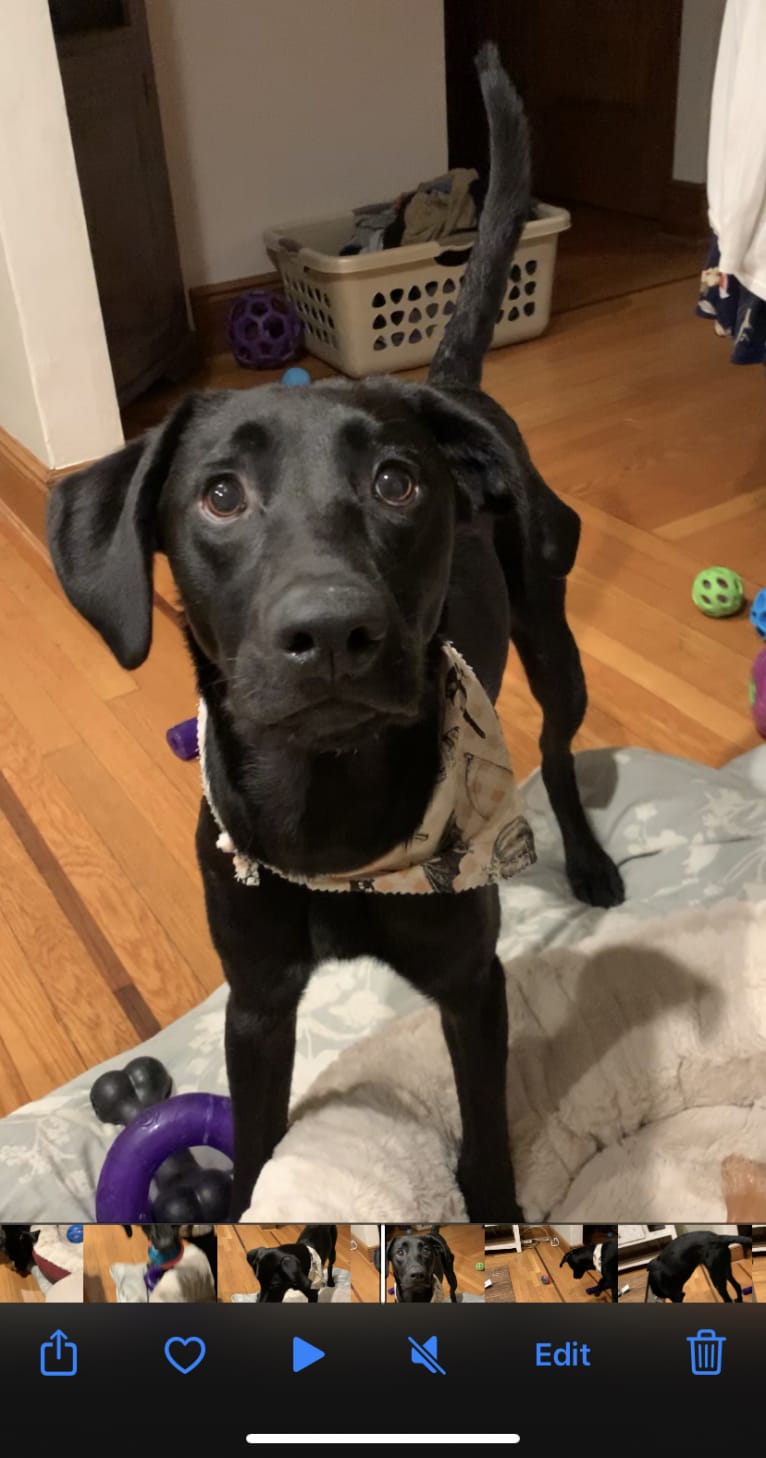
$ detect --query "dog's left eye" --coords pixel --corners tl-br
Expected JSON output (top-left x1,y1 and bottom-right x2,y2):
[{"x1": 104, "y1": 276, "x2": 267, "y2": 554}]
[
  {"x1": 373, "y1": 463, "x2": 417, "y2": 507},
  {"x1": 202, "y1": 477, "x2": 246, "y2": 518}
]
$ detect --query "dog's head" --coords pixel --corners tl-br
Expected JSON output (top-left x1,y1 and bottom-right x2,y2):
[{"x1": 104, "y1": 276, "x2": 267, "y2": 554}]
[
  {"x1": 135, "y1": 1223, "x2": 181, "y2": 1257},
  {"x1": 0, "y1": 1225, "x2": 40, "y2": 1277},
  {"x1": 387, "y1": 1233, "x2": 442, "y2": 1301},
  {"x1": 559, "y1": 1246, "x2": 594, "y2": 1281},
  {"x1": 47, "y1": 380, "x2": 578, "y2": 753},
  {"x1": 247, "y1": 1245, "x2": 310, "y2": 1302}
]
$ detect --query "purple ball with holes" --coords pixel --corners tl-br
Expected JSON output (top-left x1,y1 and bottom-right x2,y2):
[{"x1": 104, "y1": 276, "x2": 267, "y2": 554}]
[{"x1": 228, "y1": 289, "x2": 304, "y2": 369}]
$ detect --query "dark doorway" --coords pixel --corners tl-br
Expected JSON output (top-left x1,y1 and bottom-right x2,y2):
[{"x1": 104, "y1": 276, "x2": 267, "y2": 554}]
[{"x1": 445, "y1": 0, "x2": 684, "y2": 221}]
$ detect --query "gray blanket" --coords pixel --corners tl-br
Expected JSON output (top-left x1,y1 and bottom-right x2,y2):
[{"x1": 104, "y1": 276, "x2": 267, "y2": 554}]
[{"x1": 1, "y1": 745, "x2": 763, "y2": 1219}]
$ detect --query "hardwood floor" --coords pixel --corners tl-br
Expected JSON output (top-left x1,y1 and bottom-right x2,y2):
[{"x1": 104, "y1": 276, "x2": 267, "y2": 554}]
[
  {"x1": 0, "y1": 1258, "x2": 45, "y2": 1304},
  {"x1": 485, "y1": 1226, "x2": 613, "y2": 1304},
  {"x1": 619, "y1": 1258, "x2": 753, "y2": 1304},
  {"x1": 0, "y1": 214, "x2": 763, "y2": 1114}
]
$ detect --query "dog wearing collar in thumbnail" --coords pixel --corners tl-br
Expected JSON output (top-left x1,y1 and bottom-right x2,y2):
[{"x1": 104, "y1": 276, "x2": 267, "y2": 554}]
[
  {"x1": 247, "y1": 1224, "x2": 337, "y2": 1303},
  {"x1": 560, "y1": 1238, "x2": 617, "y2": 1302},
  {"x1": 387, "y1": 1229, "x2": 458, "y2": 1303}
]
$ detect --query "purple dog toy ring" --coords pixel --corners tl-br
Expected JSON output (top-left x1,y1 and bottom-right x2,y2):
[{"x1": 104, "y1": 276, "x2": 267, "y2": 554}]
[{"x1": 95, "y1": 1093, "x2": 234, "y2": 1222}]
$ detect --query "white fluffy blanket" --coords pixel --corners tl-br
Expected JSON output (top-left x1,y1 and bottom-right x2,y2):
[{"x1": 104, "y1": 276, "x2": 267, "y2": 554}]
[{"x1": 245, "y1": 898, "x2": 766, "y2": 1221}]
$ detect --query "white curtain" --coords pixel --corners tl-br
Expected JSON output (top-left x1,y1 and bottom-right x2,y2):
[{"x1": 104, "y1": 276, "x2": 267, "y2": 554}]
[{"x1": 707, "y1": 0, "x2": 766, "y2": 299}]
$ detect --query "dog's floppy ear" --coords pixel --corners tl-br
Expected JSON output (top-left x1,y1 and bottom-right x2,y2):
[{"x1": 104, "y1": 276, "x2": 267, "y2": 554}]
[
  {"x1": 385, "y1": 1239, "x2": 399, "y2": 1272},
  {"x1": 411, "y1": 384, "x2": 581, "y2": 578},
  {"x1": 247, "y1": 1247, "x2": 268, "y2": 1275},
  {"x1": 46, "y1": 393, "x2": 205, "y2": 670},
  {"x1": 30, "y1": 1230, "x2": 40, "y2": 1246}
]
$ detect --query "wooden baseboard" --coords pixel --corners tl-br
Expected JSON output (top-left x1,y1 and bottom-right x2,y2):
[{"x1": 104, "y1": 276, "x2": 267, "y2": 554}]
[
  {"x1": 660, "y1": 179, "x2": 709, "y2": 241},
  {"x1": 0, "y1": 425, "x2": 85, "y2": 554},
  {"x1": 0, "y1": 424, "x2": 54, "y2": 548},
  {"x1": 189, "y1": 269, "x2": 281, "y2": 358}
]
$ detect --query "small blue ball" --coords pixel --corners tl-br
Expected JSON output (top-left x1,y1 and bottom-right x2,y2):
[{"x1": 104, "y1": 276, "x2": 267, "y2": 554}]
[
  {"x1": 67, "y1": 1225, "x2": 84, "y2": 1243},
  {"x1": 751, "y1": 587, "x2": 766, "y2": 640},
  {"x1": 747, "y1": 589, "x2": 764, "y2": 641},
  {"x1": 281, "y1": 367, "x2": 311, "y2": 387}
]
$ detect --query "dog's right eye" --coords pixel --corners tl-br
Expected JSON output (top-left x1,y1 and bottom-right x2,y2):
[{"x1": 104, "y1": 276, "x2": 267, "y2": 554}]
[{"x1": 202, "y1": 477, "x2": 247, "y2": 518}]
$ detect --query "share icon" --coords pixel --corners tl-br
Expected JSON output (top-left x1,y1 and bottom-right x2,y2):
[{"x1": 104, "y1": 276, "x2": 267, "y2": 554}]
[{"x1": 408, "y1": 1335, "x2": 446, "y2": 1375}]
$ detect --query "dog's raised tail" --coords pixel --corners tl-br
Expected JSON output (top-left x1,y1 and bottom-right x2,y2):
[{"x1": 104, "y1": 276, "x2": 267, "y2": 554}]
[{"x1": 428, "y1": 43, "x2": 531, "y2": 390}]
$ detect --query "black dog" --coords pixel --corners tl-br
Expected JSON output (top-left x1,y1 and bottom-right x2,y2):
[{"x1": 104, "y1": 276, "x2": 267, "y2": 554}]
[
  {"x1": 123, "y1": 1223, "x2": 179, "y2": 1250},
  {"x1": 0, "y1": 1224, "x2": 40, "y2": 1277},
  {"x1": 646, "y1": 1231, "x2": 752, "y2": 1304},
  {"x1": 247, "y1": 1224, "x2": 337, "y2": 1303},
  {"x1": 47, "y1": 45, "x2": 623, "y2": 1221},
  {"x1": 387, "y1": 1229, "x2": 458, "y2": 1303},
  {"x1": 560, "y1": 1239, "x2": 617, "y2": 1302}
]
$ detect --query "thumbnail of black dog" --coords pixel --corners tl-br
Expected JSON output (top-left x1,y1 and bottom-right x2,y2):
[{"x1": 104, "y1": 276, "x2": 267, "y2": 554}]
[
  {"x1": 247, "y1": 1224, "x2": 337, "y2": 1303},
  {"x1": 560, "y1": 1238, "x2": 617, "y2": 1302},
  {"x1": 387, "y1": 1229, "x2": 458, "y2": 1303},
  {"x1": 0, "y1": 1225, "x2": 40, "y2": 1278},
  {"x1": 646, "y1": 1230, "x2": 752, "y2": 1303}
]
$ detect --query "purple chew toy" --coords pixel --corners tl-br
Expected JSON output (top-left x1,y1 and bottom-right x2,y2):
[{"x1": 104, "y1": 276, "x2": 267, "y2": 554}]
[
  {"x1": 228, "y1": 289, "x2": 303, "y2": 369},
  {"x1": 166, "y1": 717, "x2": 199, "y2": 760},
  {"x1": 750, "y1": 648, "x2": 766, "y2": 738},
  {"x1": 95, "y1": 1093, "x2": 233, "y2": 1222}
]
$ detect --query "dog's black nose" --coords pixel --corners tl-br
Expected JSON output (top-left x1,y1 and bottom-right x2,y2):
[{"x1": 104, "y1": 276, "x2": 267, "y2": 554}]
[{"x1": 272, "y1": 582, "x2": 387, "y2": 679}]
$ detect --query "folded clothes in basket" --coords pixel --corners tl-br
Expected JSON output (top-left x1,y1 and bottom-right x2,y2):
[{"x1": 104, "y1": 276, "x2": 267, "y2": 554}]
[{"x1": 340, "y1": 170, "x2": 539, "y2": 256}]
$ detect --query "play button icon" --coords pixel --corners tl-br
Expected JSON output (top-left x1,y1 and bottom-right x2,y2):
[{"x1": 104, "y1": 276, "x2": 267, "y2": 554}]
[{"x1": 292, "y1": 1337, "x2": 325, "y2": 1374}]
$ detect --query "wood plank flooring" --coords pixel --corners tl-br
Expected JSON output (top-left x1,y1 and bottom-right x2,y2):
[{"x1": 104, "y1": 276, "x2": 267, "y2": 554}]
[
  {"x1": 485, "y1": 1227, "x2": 613, "y2": 1304},
  {"x1": 0, "y1": 211, "x2": 763, "y2": 1112},
  {"x1": 619, "y1": 1258, "x2": 753, "y2": 1304},
  {"x1": 0, "y1": 1257, "x2": 45, "y2": 1304}
]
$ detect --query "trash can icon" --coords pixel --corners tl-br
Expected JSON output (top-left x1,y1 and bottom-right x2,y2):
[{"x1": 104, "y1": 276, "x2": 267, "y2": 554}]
[{"x1": 687, "y1": 1329, "x2": 726, "y2": 1376}]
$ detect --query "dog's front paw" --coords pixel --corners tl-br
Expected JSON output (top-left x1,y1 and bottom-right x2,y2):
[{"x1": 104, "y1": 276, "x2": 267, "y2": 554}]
[{"x1": 567, "y1": 848, "x2": 625, "y2": 908}]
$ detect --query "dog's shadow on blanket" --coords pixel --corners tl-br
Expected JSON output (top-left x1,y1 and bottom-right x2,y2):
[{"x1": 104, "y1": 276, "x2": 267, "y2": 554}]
[
  {"x1": 290, "y1": 935, "x2": 726, "y2": 1161},
  {"x1": 505, "y1": 941, "x2": 725, "y2": 1132}
]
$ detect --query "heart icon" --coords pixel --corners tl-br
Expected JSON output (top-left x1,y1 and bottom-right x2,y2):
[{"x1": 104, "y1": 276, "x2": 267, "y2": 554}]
[{"x1": 164, "y1": 1336, "x2": 206, "y2": 1374}]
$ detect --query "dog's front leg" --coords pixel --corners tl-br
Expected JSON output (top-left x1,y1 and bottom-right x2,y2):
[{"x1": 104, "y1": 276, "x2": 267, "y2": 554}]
[
  {"x1": 377, "y1": 890, "x2": 519, "y2": 1221},
  {"x1": 225, "y1": 975, "x2": 310, "y2": 1217},
  {"x1": 439, "y1": 954, "x2": 520, "y2": 1221},
  {"x1": 198, "y1": 806, "x2": 313, "y2": 1217}
]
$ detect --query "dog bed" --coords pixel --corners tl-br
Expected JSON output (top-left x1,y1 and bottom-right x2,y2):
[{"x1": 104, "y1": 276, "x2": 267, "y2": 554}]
[
  {"x1": 0, "y1": 745, "x2": 763, "y2": 1220},
  {"x1": 31, "y1": 1224, "x2": 84, "y2": 1301}
]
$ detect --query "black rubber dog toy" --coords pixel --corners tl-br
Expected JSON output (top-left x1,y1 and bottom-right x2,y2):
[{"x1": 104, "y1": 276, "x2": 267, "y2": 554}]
[{"x1": 90, "y1": 1057, "x2": 232, "y2": 1221}]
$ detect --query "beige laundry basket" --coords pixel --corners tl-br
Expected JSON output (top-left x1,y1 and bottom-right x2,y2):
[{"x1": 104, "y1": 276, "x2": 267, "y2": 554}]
[{"x1": 264, "y1": 204, "x2": 570, "y2": 378}]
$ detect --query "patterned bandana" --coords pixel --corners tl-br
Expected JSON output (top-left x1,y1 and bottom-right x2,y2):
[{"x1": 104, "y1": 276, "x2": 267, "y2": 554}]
[{"x1": 199, "y1": 641, "x2": 536, "y2": 895}]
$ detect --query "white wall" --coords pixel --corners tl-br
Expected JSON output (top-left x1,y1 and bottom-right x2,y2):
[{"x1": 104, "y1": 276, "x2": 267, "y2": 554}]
[
  {"x1": 0, "y1": 0, "x2": 122, "y2": 467},
  {"x1": 146, "y1": 0, "x2": 448, "y2": 288},
  {"x1": 676, "y1": 1224, "x2": 738, "y2": 1237},
  {"x1": 0, "y1": 236, "x2": 47, "y2": 460},
  {"x1": 351, "y1": 1225, "x2": 380, "y2": 1248},
  {"x1": 673, "y1": 0, "x2": 726, "y2": 183},
  {"x1": 550, "y1": 1225, "x2": 583, "y2": 1248}
]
